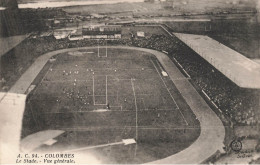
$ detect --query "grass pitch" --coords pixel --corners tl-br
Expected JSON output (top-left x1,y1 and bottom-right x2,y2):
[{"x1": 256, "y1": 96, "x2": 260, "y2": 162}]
[{"x1": 22, "y1": 48, "x2": 200, "y2": 164}]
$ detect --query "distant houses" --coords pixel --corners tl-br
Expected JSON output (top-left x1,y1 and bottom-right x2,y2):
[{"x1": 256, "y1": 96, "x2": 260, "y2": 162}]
[
  {"x1": 53, "y1": 30, "x2": 72, "y2": 39},
  {"x1": 68, "y1": 29, "x2": 83, "y2": 40},
  {"x1": 67, "y1": 25, "x2": 122, "y2": 40},
  {"x1": 52, "y1": 25, "x2": 122, "y2": 40}
]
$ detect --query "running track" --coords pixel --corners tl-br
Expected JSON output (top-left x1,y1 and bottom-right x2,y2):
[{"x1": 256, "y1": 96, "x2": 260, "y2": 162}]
[{"x1": 9, "y1": 46, "x2": 225, "y2": 164}]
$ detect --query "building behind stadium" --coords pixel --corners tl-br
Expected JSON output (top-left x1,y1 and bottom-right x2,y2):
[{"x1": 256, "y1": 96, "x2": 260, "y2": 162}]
[{"x1": 68, "y1": 25, "x2": 122, "y2": 40}]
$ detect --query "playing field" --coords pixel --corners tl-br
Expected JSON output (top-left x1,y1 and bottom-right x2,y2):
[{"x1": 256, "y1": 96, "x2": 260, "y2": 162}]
[{"x1": 22, "y1": 48, "x2": 200, "y2": 164}]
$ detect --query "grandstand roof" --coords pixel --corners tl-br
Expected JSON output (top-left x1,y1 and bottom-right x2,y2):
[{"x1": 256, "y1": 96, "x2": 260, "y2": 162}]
[
  {"x1": 174, "y1": 33, "x2": 260, "y2": 89},
  {"x1": 0, "y1": 92, "x2": 26, "y2": 163}
]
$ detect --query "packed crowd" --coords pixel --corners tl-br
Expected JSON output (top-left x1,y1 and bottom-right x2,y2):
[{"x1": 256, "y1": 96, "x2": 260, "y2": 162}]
[
  {"x1": 167, "y1": 37, "x2": 259, "y2": 126},
  {"x1": 1, "y1": 31, "x2": 259, "y2": 126},
  {"x1": 129, "y1": 33, "x2": 259, "y2": 126}
]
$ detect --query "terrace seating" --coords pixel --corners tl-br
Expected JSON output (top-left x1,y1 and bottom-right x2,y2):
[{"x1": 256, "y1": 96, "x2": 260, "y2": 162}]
[
  {"x1": 1, "y1": 33, "x2": 258, "y2": 126},
  {"x1": 129, "y1": 34, "x2": 259, "y2": 126}
]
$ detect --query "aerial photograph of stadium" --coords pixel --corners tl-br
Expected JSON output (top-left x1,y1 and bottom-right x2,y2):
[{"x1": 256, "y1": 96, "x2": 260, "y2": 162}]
[{"x1": 0, "y1": 0, "x2": 260, "y2": 164}]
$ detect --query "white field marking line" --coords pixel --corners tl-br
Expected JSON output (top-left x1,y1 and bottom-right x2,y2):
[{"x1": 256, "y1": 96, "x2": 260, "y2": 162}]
[
  {"x1": 77, "y1": 68, "x2": 153, "y2": 71},
  {"x1": 150, "y1": 59, "x2": 179, "y2": 109},
  {"x1": 58, "y1": 126, "x2": 201, "y2": 132},
  {"x1": 34, "y1": 94, "x2": 158, "y2": 97},
  {"x1": 94, "y1": 104, "x2": 107, "y2": 106},
  {"x1": 131, "y1": 78, "x2": 138, "y2": 141},
  {"x1": 55, "y1": 59, "x2": 148, "y2": 63},
  {"x1": 110, "y1": 105, "x2": 123, "y2": 111},
  {"x1": 106, "y1": 75, "x2": 108, "y2": 105},
  {"x1": 43, "y1": 109, "x2": 176, "y2": 114},
  {"x1": 93, "y1": 75, "x2": 95, "y2": 105},
  {"x1": 97, "y1": 42, "x2": 107, "y2": 58},
  {"x1": 88, "y1": 74, "x2": 152, "y2": 78},
  {"x1": 98, "y1": 55, "x2": 108, "y2": 58},
  {"x1": 93, "y1": 76, "x2": 107, "y2": 106},
  {"x1": 141, "y1": 98, "x2": 147, "y2": 110},
  {"x1": 109, "y1": 78, "x2": 156, "y2": 83},
  {"x1": 98, "y1": 41, "x2": 100, "y2": 57},
  {"x1": 40, "y1": 63, "x2": 54, "y2": 83},
  {"x1": 139, "y1": 108, "x2": 175, "y2": 111},
  {"x1": 42, "y1": 79, "x2": 92, "y2": 83},
  {"x1": 110, "y1": 78, "x2": 135, "y2": 81},
  {"x1": 156, "y1": 60, "x2": 165, "y2": 73},
  {"x1": 150, "y1": 59, "x2": 188, "y2": 126},
  {"x1": 56, "y1": 75, "x2": 143, "y2": 82},
  {"x1": 85, "y1": 51, "x2": 95, "y2": 54},
  {"x1": 34, "y1": 63, "x2": 54, "y2": 93}
]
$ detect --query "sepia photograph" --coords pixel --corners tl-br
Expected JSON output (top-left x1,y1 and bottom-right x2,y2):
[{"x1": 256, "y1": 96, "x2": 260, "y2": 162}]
[{"x1": 0, "y1": 0, "x2": 260, "y2": 164}]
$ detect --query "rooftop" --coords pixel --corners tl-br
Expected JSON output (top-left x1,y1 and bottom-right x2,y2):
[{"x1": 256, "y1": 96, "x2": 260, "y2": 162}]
[
  {"x1": 0, "y1": 35, "x2": 27, "y2": 57},
  {"x1": 174, "y1": 33, "x2": 260, "y2": 89}
]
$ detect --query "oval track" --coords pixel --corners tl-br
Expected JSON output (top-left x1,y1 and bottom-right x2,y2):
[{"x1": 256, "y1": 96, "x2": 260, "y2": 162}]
[{"x1": 10, "y1": 46, "x2": 225, "y2": 164}]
